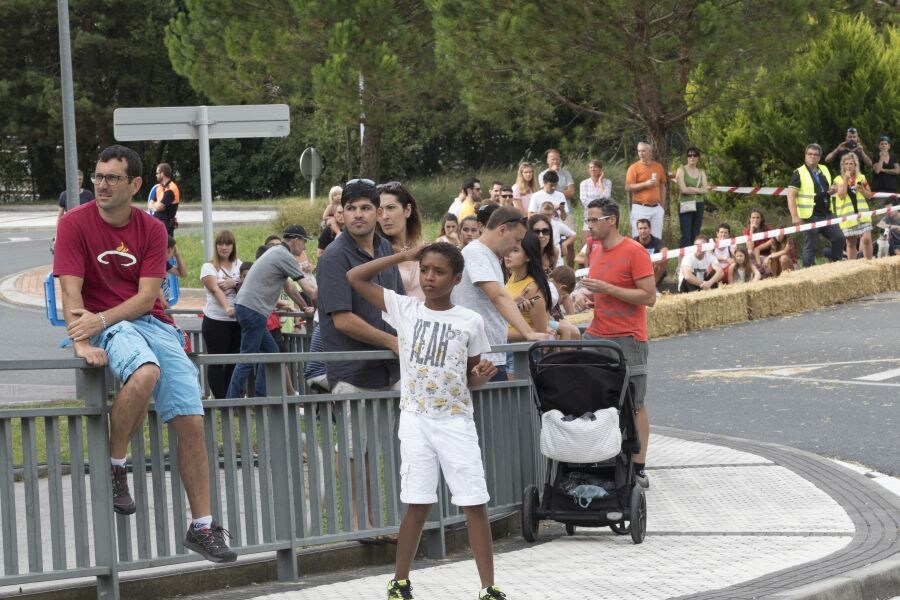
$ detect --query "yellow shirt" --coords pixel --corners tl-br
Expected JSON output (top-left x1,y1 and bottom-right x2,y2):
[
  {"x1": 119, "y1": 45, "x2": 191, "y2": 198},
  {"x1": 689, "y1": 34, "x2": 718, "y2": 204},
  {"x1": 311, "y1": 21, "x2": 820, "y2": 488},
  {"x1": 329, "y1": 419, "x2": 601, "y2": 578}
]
[
  {"x1": 458, "y1": 199, "x2": 477, "y2": 220},
  {"x1": 506, "y1": 274, "x2": 535, "y2": 335}
]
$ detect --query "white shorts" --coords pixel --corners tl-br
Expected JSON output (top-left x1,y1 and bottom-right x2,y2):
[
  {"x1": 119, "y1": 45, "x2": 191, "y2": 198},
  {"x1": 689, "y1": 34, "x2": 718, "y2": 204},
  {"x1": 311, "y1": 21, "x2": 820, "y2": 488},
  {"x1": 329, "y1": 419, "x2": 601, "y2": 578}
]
[{"x1": 398, "y1": 411, "x2": 490, "y2": 507}]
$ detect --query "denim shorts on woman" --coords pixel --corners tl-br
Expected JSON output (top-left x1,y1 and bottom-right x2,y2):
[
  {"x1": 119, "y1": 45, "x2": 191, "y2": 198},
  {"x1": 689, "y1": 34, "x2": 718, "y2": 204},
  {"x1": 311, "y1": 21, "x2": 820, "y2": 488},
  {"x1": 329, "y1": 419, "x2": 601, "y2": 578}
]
[
  {"x1": 398, "y1": 411, "x2": 490, "y2": 507},
  {"x1": 92, "y1": 316, "x2": 203, "y2": 423}
]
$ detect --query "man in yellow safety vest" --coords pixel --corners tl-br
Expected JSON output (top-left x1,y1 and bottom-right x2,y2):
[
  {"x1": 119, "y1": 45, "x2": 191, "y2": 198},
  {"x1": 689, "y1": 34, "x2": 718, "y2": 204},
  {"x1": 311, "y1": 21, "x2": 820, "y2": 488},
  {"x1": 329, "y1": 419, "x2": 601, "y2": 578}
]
[{"x1": 786, "y1": 143, "x2": 845, "y2": 267}]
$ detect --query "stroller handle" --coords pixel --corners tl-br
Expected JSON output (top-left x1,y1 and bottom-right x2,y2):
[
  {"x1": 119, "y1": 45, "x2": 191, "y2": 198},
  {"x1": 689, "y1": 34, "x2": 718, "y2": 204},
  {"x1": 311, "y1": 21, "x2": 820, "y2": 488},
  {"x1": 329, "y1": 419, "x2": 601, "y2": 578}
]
[{"x1": 528, "y1": 339, "x2": 627, "y2": 366}]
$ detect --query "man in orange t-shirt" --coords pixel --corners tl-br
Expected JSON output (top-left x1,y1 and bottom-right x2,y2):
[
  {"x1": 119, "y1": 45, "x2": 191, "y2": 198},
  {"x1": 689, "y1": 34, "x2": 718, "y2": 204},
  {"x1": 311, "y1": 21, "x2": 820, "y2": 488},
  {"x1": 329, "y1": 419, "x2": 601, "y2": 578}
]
[
  {"x1": 581, "y1": 198, "x2": 657, "y2": 488},
  {"x1": 625, "y1": 141, "x2": 668, "y2": 239}
]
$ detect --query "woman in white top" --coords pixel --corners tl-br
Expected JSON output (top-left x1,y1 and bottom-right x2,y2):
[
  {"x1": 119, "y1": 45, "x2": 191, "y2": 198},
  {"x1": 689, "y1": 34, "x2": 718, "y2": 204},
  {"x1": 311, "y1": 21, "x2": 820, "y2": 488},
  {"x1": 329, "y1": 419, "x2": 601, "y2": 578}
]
[
  {"x1": 377, "y1": 181, "x2": 425, "y2": 300},
  {"x1": 200, "y1": 230, "x2": 243, "y2": 399},
  {"x1": 579, "y1": 159, "x2": 612, "y2": 232}
]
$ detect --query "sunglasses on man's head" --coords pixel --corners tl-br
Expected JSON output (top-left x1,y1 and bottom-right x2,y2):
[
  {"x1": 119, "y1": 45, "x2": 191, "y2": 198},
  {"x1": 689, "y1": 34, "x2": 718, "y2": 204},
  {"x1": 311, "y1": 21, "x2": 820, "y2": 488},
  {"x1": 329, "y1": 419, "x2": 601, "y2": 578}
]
[
  {"x1": 345, "y1": 178, "x2": 375, "y2": 186},
  {"x1": 502, "y1": 217, "x2": 527, "y2": 227}
]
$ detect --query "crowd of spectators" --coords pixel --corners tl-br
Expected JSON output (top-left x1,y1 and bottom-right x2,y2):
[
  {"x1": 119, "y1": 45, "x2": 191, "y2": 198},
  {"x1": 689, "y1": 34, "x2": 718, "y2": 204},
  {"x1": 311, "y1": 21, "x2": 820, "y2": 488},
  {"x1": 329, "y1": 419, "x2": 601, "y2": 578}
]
[{"x1": 179, "y1": 134, "x2": 899, "y2": 399}]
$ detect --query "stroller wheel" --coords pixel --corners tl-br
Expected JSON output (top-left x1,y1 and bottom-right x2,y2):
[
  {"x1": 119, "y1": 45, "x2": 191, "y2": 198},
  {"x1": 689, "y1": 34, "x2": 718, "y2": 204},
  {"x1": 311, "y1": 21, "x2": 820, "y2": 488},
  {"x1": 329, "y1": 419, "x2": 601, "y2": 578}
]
[
  {"x1": 565, "y1": 523, "x2": 576, "y2": 536},
  {"x1": 521, "y1": 485, "x2": 540, "y2": 542},
  {"x1": 630, "y1": 486, "x2": 646, "y2": 544},
  {"x1": 609, "y1": 521, "x2": 629, "y2": 535}
]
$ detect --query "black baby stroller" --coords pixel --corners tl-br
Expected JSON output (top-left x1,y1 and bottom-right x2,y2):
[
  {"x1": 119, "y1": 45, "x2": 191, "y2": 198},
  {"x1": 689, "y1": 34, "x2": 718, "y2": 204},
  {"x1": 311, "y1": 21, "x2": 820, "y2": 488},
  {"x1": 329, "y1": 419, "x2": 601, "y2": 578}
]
[{"x1": 521, "y1": 339, "x2": 646, "y2": 544}]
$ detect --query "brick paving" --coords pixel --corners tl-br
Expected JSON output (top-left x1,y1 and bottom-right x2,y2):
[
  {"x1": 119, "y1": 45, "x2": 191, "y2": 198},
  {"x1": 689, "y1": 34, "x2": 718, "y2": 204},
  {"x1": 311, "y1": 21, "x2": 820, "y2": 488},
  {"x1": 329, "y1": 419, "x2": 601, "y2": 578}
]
[{"x1": 172, "y1": 432, "x2": 899, "y2": 600}]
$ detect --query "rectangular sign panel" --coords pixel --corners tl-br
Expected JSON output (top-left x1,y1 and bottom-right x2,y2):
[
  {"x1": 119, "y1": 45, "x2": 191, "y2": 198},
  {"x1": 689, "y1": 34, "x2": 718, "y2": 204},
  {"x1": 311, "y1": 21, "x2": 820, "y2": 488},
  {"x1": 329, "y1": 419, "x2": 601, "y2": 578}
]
[{"x1": 113, "y1": 104, "x2": 290, "y2": 141}]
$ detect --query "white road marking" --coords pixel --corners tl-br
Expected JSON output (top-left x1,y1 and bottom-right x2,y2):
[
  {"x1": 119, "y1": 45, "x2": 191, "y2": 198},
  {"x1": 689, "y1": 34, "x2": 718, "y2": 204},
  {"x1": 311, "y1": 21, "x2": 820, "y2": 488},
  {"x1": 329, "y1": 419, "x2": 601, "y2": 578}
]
[
  {"x1": 695, "y1": 358, "x2": 900, "y2": 388},
  {"x1": 695, "y1": 357, "x2": 900, "y2": 374},
  {"x1": 855, "y1": 367, "x2": 900, "y2": 382},
  {"x1": 746, "y1": 375, "x2": 900, "y2": 389}
]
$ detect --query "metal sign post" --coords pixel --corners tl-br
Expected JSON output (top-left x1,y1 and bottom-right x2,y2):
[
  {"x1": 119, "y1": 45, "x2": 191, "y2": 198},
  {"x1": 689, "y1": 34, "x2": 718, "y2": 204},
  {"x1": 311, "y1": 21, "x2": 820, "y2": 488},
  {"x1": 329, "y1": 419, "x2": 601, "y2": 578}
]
[
  {"x1": 114, "y1": 104, "x2": 290, "y2": 259},
  {"x1": 299, "y1": 147, "x2": 323, "y2": 204}
]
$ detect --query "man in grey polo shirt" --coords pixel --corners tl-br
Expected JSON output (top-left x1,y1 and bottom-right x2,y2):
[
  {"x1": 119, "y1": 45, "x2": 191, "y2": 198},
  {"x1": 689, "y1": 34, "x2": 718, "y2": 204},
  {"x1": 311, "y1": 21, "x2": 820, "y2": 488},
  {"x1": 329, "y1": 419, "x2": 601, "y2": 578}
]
[
  {"x1": 318, "y1": 180, "x2": 405, "y2": 390},
  {"x1": 318, "y1": 179, "x2": 404, "y2": 531},
  {"x1": 226, "y1": 225, "x2": 317, "y2": 398}
]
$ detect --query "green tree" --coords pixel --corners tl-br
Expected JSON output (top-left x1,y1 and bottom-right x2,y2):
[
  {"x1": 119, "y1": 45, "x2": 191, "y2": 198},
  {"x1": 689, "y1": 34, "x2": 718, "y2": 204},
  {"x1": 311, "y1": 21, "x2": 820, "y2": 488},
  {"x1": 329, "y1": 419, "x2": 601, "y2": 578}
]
[
  {"x1": 0, "y1": 0, "x2": 203, "y2": 200},
  {"x1": 430, "y1": 0, "x2": 825, "y2": 176},
  {"x1": 166, "y1": 0, "x2": 446, "y2": 179},
  {"x1": 690, "y1": 13, "x2": 899, "y2": 215}
]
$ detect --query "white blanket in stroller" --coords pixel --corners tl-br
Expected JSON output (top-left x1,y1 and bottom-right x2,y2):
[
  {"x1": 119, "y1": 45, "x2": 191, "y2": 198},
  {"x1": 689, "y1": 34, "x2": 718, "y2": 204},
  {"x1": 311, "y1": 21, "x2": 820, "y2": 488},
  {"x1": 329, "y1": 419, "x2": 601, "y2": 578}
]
[{"x1": 540, "y1": 408, "x2": 622, "y2": 464}]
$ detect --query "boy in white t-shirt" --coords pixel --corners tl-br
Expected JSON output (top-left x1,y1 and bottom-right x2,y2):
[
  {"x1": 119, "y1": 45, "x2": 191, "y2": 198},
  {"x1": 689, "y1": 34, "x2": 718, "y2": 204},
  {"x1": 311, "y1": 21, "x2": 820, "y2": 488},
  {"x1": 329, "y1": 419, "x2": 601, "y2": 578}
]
[
  {"x1": 347, "y1": 242, "x2": 507, "y2": 600},
  {"x1": 527, "y1": 170, "x2": 567, "y2": 222}
]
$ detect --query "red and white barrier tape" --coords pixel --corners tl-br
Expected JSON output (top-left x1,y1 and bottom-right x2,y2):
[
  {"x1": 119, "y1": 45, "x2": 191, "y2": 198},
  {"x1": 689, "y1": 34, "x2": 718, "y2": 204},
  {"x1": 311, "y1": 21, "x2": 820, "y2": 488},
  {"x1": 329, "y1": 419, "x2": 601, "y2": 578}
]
[
  {"x1": 669, "y1": 180, "x2": 899, "y2": 200},
  {"x1": 575, "y1": 203, "x2": 897, "y2": 276}
]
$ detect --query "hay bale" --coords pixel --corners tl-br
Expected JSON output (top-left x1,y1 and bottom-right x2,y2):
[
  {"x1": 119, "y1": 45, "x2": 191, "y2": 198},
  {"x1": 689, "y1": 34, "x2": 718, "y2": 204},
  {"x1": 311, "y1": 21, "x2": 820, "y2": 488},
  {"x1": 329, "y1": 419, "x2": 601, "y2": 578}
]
[
  {"x1": 874, "y1": 255, "x2": 900, "y2": 291},
  {"x1": 567, "y1": 258, "x2": 897, "y2": 339},
  {"x1": 746, "y1": 269, "x2": 819, "y2": 320},
  {"x1": 647, "y1": 293, "x2": 689, "y2": 338},
  {"x1": 683, "y1": 284, "x2": 749, "y2": 330},
  {"x1": 795, "y1": 260, "x2": 881, "y2": 306}
]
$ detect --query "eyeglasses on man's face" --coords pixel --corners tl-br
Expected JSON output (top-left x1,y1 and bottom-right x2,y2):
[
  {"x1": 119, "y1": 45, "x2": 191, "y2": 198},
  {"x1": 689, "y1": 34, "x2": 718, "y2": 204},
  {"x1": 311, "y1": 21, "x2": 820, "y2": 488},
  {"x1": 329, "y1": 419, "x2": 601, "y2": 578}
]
[
  {"x1": 91, "y1": 173, "x2": 134, "y2": 186},
  {"x1": 586, "y1": 215, "x2": 613, "y2": 224}
]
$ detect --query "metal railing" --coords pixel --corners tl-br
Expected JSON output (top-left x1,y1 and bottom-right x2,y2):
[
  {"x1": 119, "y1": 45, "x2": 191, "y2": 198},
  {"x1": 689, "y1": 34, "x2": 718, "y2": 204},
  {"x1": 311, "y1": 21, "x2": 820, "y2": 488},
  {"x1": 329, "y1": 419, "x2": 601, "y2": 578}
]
[{"x1": 0, "y1": 345, "x2": 541, "y2": 599}]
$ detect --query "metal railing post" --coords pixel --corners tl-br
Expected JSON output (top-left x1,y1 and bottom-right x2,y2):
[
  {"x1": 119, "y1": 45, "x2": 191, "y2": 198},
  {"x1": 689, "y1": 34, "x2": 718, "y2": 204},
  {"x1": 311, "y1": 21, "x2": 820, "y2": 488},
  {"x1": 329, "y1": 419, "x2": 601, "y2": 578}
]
[
  {"x1": 265, "y1": 362, "x2": 299, "y2": 581},
  {"x1": 83, "y1": 366, "x2": 119, "y2": 599},
  {"x1": 423, "y1": 481, "x2": 447, "y2": 558}
]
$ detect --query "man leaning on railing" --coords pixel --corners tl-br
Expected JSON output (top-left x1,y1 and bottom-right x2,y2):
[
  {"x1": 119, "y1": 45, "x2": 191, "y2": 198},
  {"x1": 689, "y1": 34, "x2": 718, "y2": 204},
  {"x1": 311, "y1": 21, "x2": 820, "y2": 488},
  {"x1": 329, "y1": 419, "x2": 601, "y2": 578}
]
[{"x1": 53, "y1": 144, "x2": 236, "y2": 564}]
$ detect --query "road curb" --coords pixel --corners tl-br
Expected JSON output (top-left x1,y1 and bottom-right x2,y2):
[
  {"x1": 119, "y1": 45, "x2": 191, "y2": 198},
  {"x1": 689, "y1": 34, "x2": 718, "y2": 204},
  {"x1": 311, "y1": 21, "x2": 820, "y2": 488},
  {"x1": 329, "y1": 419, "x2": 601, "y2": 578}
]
[
  {"x1": 0, "y1": 267, "x2": 44, "y2": 310},
  {"x1": 766, "y1": 554, "x2": 900, "y2": 600}
]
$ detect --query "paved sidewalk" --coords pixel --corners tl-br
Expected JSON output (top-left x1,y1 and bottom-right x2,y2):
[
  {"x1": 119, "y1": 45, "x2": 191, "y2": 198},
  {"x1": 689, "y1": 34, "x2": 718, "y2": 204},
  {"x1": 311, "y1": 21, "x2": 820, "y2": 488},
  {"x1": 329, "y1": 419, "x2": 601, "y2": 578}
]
[{"x1": 177, "y1": 429, "x2": 900, "y2": 600}]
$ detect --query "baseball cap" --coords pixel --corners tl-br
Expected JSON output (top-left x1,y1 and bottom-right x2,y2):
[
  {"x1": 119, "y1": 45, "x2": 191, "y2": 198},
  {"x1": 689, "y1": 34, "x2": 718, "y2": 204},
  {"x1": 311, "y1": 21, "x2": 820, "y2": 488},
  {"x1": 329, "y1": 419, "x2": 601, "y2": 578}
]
[
  {"x1": 879, "y1": 135, "x2": 891, "y2": 143},
  {"x1": 282, "y1": 225, "x2": 310, "y2": 240},
  {"x1": 847, "y1": 127, "x2": 858, "y2": 133}
]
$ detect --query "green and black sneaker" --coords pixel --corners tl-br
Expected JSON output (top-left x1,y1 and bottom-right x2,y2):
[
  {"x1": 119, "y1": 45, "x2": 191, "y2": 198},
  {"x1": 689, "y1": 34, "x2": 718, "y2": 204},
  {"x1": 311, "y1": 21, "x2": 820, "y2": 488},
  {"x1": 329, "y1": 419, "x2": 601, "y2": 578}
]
[
  {"x1": 387, "y1": 578, "x2": 414, "y2": 599},
  {"x1": 479, "y1": 585, "x2": 508, "y2": 599}
]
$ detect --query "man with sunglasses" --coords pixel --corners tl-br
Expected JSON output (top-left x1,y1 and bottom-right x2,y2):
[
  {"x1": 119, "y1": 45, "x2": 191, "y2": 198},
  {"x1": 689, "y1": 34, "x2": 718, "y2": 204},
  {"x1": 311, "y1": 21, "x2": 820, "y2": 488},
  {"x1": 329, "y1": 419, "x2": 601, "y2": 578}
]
[
  {"x1": 452, "y1": 206, "x2": 552, "y2": 381},
  {"x1": 581, "y1": 199, "x2": 656, "y2": 488},
  {"x1": 825, "y1": 127, "x2": 873, "y2": 171},
  {"x1": 53, "y1": 145, "x2": 236, "y2": 563}
]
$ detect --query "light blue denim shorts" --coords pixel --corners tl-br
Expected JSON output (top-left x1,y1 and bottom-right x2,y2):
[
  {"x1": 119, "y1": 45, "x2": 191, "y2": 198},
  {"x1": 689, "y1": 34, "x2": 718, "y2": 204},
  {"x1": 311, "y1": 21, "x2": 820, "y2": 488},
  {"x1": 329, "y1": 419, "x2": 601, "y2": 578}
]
[{"x1": 93, "y1": 316, "x2": 202, "y2": 423}]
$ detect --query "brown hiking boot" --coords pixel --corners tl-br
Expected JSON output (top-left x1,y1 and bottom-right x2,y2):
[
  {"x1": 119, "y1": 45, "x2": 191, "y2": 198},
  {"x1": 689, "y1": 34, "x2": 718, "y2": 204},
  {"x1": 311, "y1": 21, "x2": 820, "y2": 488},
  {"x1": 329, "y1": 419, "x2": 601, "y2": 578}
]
[{"x1": 111, "y1": 465, "x2": 136, "y2": 515}]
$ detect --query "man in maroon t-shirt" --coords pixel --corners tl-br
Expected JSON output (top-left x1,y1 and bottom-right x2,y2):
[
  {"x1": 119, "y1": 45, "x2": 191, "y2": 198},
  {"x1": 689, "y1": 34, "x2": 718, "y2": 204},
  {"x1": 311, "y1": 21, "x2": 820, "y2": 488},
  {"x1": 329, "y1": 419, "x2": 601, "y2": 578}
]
[{"x1": 53, "y1": 145, "x2": 235, "y2": 563}]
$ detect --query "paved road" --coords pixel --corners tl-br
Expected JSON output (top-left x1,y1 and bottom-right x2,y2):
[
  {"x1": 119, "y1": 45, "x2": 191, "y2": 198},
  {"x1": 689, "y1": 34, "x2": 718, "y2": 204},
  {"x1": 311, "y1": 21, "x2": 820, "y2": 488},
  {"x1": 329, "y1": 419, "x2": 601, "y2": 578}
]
[
  {"x1": 0, "y1": 231, "x2": 74, "y2": 402},
  {"x1": 649, "y1": 292, "x2": 900, "y2": 476}
]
